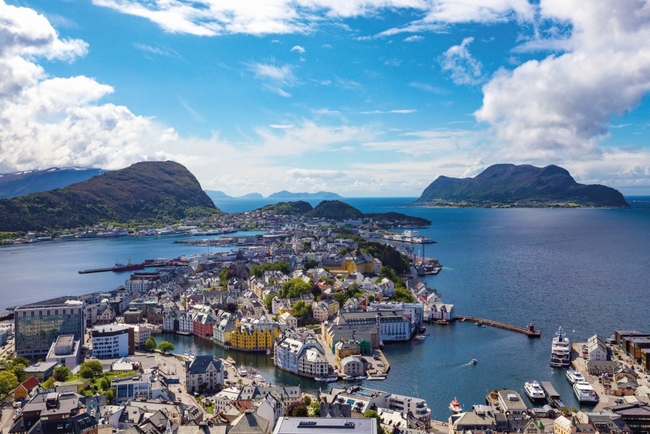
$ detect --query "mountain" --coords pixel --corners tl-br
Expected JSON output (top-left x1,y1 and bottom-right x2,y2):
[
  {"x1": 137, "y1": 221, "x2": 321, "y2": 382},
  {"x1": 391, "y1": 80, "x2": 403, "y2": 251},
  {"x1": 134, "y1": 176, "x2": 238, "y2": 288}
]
[
  {"x1": 267, "y1": 190, "x2": 343, "y2": 200},
  {"x1": 418, "y1": 164, "x2": 629, "y2": 208},
  {"x1": 258, "y1": 200, "x2": 431, "y2": 226},
  {"x1": 258, "y1": 201, "x2": 313, "y2": 216},
  {"x1": 0, "y1": 161, "x2": 219, "y2": 231},
  {"x1": 0, "y1": 167, "x2": 106, "y2": 199},
  {"x1": 305, "y1": 200, "x2": 364, "y2": 219}
]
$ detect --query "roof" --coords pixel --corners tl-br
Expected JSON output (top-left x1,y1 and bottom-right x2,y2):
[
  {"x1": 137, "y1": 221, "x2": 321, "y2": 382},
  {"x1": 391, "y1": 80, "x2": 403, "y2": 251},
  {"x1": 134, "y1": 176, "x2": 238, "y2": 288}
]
[
  {"x1": 228, "y1": 410, "x2": 270, "y2": 434},
  {"x1": 19, "y1": 376, "x2": 40, "y2": 391},
  {"x1": 187, "y1": 355, "x2": 222, "y2": 375}
]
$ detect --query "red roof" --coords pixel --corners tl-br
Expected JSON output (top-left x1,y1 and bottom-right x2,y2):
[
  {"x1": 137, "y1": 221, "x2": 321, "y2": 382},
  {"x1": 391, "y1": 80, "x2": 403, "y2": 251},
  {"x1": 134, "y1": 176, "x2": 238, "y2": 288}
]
[{"x1": 20, "y1": 376, "x2": 40, "y2": 391}]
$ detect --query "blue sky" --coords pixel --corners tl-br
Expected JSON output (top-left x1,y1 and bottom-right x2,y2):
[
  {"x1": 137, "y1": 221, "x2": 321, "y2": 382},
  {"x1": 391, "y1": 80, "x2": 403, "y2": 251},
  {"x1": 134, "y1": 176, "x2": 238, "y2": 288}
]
[{"x1": 1, "y1": 0, "x2": 650, "y2": 197}]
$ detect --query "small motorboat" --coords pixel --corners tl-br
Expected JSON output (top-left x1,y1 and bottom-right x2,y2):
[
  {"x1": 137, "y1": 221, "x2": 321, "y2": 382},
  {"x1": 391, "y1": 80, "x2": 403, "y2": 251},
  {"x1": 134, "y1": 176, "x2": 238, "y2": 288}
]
[
  {"x1": 449, "y1": 397, "x2": 463, "y2": 413},
  {"x1": 470, "y1": 359, "x2": 478, "y2": 365}
]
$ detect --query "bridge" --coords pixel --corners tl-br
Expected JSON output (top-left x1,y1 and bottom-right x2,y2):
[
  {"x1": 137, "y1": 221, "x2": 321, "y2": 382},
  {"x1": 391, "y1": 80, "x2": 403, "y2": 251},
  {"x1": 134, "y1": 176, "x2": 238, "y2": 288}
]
[{"x1": 454, "y1": 315, "x2": 541, "y2": 338}]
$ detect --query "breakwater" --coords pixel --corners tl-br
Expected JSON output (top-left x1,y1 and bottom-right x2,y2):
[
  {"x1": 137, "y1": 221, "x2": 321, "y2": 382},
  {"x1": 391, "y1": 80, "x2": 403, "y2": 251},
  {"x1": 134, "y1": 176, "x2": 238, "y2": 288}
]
[{"x1": 455, "y1": 315, "x2": 541, "y2": 337}]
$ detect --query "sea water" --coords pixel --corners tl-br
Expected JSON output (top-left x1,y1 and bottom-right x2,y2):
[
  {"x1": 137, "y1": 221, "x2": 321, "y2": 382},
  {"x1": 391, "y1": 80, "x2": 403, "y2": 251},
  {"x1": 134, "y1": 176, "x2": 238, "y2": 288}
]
[{"x1": 2, "y1": 198, "x2": 649, "y2": 419}]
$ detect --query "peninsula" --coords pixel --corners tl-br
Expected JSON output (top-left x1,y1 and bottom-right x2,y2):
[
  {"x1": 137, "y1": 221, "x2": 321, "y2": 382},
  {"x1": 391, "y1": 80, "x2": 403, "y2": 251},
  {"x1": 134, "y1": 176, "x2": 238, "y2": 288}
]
[
  {"x1": 0, "y1": 161, "x2": 219, "y2": 232},
  {"x1": 417, "y1": 164, "x2": 629, "y2": 208}
]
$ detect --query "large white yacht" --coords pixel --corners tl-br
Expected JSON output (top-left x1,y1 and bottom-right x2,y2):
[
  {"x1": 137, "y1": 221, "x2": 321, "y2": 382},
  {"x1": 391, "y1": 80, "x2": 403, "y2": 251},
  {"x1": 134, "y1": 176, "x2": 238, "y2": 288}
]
[
  {"x1": 524, "y1": 380, "x2": 546, "y2": 402},
  {"x1": 566, "y1": 368, "x2": 586, "y2": 384},
  {"x1": 551, "y1": 326, "x2": 571, "y2": 368},
  {"x1": 573, "y1": 381, "x2": 599, "y2": 403}
]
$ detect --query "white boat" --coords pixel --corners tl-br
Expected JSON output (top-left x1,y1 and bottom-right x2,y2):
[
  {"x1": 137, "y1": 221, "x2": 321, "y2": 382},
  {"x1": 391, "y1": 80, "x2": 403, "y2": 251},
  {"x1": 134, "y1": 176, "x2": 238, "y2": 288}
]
[
  {"x1": 524, "y1": 380, "x2": 546, "y2": 401},
  {"x1": 414, "y1": 334, "x2": 427, "y2": 341},
  {"x1": 573, "y1": 381, "x2": 599, "y2": 403},
  {"x1": 315, "y1": 376, "x2": 338, "y2": 383},
  {"x1": 449, "y1": 397, "x2": 463, "y2": 413},
  {"x1": 239, "y1": 366, "x2": 248, "y2": 376},
  {"x1": 566, "y1": 368, "x2": 586, "y2": 384},
  {"x1": 367, "y1": 373, "x2": 387, "y2": 381},
  {"x1": 551, "y1": 326, "x2": 571, "y2": 368},
  {"x1": 470, "y1": 359, "x2": 477, "y2": 365}
]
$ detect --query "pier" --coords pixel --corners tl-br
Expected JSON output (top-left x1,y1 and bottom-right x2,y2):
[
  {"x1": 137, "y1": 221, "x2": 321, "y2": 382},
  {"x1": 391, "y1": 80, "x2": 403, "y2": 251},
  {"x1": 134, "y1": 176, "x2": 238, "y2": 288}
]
[{"x1": 455, "y1": 315, "x2": 541, "y2": 338}]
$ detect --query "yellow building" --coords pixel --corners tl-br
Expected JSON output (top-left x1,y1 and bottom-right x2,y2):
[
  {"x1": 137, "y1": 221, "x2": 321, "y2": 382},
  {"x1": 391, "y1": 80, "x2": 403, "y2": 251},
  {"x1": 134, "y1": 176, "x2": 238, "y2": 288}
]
[
  {"x1": 553, "y1": 415, "x2": 577, "y2": 434},
  {"x1": 230, "y1": 319, "x2": 280, "y2": 352}
]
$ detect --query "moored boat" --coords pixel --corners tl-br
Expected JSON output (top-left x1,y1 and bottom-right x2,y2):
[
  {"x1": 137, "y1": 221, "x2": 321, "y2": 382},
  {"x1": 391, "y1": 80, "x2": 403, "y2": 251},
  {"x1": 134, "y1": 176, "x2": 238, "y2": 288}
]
[
  {"x1": 551, "y1": 326, "x2": 571, "y2": 368},
  {"x1": 573, "y1": 381, "x2": 599, "y2": 403},
  {"x1": 566, "y1": 368, "x2": 586, "y2": 384},
  {"x1": 524, "y1": 380, "x2": 546, "y2": 402}
]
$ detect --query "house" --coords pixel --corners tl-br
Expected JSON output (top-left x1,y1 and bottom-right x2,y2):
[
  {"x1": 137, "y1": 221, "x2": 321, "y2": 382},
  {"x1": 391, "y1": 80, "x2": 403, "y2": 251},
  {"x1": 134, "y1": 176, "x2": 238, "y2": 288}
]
[
  {"x1": 273, "y1": 417, "x2": 376, "y2": 434},
  {"x1": 278, "y1": 312, "x2": 297, "y2": 328},
  {"x1": 8, "y1": 391, "x2": 97, "y2": 434},
  {"x1": 340, "y1": 356, "x2": 365, "y2": 376},
  {"x1": 186, "y1": 355, "x2": 224, "y2": 394},
  {"x1": 587, "y1": 334, "x2": 609, "y2": 361},
  {"x1": 14, "y1": 376, "x2": 40, "y2": 401}
]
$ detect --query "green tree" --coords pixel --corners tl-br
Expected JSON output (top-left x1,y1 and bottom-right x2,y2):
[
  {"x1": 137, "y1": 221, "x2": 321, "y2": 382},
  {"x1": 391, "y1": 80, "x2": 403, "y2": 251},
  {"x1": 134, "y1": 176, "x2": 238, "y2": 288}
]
[
  {"x1": 264, "y1": 293, "x2": 276, "y2": 311},
  {"x1": 286, "y1": 402, "x2": 308, "y2": 417},
  {"x1": 304, "y1": 259, "x2": 319, "y2": 270},
  {"x1": 11, "y1": 363, "x2": 27, "y2": 383},
  {"x1": 280, "y1": 278, "x2": 313, "y2": 299},
  {"x1": 79, "y1": 360, "x2": 104, "y2": 379},
  {"x1": 0, "y1": 370, "x2": 18, "y2": 396},
  {"x1": 363, "y1": 409, "x2": 382, "y2": 429},
  {"x1": 100, "y1": 377, "x2": 110, "y2": 391},
  {"x1": 303, "y1": 395, "x2": 312, "y2": 406},
  {"x1": 144, "y1": 337, "x2": 157, "y2": 351},
  {"x1": 53, "y1": 365, "x2": 72, "y2": 382},
  {"x1": 392, "y1": 287, "x2": 415, "y2": 303},
  {"x1": 332, "y1": 291, "x2": 349, "y2": 307},
  {"x1": 157, "y1": 341, "x2": 175, "y2": 354},
  {"x1": 309, "y1": 401, "x2": 321, "y2": 417}
]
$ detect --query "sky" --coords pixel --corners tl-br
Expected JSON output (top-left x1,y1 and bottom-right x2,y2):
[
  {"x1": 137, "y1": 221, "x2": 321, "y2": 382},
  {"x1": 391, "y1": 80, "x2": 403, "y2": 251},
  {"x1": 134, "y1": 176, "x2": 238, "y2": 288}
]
[{"x1": 1, "y1": 0, "x2": 650, "y2": 197}]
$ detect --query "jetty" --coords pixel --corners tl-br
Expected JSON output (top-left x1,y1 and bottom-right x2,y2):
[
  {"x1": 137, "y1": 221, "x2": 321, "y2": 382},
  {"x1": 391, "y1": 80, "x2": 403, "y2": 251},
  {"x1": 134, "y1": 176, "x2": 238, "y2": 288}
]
[
  {"x1": 540, "y1": 381, "x2": 565, "y2": 410},
  {"x1": 455, "y1": 315, "x2": 541, "y2": 338}
]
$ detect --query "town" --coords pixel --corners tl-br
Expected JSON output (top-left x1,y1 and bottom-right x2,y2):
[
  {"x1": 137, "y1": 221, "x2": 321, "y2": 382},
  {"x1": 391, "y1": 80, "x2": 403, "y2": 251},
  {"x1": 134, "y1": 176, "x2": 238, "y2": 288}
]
[{"x1": 1, "y1": 208, "x2": 649, "y2": 434}]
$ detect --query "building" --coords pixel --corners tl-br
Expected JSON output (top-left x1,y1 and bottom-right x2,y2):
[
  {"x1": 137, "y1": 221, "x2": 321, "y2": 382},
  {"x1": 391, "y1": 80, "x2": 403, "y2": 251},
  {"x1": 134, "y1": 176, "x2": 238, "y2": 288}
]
[
  {"x1": 123, "y1": 308, "x2": 143, "y2": 324},
  {"x1": 608, "y1": 403, "x2": 650, "y2": 434},
  {"x1": 8, "y1": 391, "x2": 97, "y2": 434},
  {"x1": 340, "y1": 356, "x2": 365, "y2": 377},
  {"x1": 587, "y1": 335, "x2": 609, "y2": 361},
  {"x1": 46, "y1": 335, "x2": 82, "y2": 368},
  {"x1": 14, "y1": 297, "x2": 86, "y2": 358},
  {"x1": 91, "y1": 324, "x2": 134, "y2": 359},
  {"x1": 185, "y1": 355, "x2": 224, "y2": 393},
  {"x1": 111, "y1": 375, "x2": 171, "y2": 403},
  {"x1": 230, "y1": 319, "x2": 280, "y2": 352},
  {"x1": 274, "y1": 331, "x2": 330, "y2": 378},
  {"x1": 273, "y1": 417, "x2": 377, "y2": 434},
  {"x1": 0, "y1": 326, "x2": 10, "y2": 345},
  {"x1": 127, "y1": 325, "x2": 151, "y2": 349},
  {"x1": 14, "y1": 376, "x2": 40, "y2": 401},
  {"x1": 24, "y1": 361, "x2": 58, "y2": 381}
]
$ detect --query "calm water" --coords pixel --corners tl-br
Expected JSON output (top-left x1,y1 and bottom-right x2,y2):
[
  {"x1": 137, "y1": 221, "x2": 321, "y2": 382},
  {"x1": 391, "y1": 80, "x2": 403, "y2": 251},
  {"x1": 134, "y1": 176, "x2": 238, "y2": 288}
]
[{"x1": 2, "y1": 198, "x2": 650, "y2": 419}]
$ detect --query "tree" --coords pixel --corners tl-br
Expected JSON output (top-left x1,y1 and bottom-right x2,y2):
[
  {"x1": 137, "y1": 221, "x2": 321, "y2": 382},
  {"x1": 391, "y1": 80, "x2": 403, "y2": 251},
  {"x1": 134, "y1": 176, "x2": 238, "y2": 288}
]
[
  {"x1": 53, "y1": 365, "x2": 72, "y2": 382},
  {"x1": 157, "y1": 341, "x2": 175, "y2": 354},
  {"x1": 309, "y1": 401, "x2": 320, "y2": 417},
  {"x1": 41, "y1": 376, "x2": 56, "y2": 390},
  {"x1": 392, "y1": 287, "x2": 415, "y2": 303},
  {"x1": 0, "y1": 370, "x2": 18, "y2": 396},
  {"x1": 280, "y1": 278, "x2": 313, "y2": 299},
  {"x1": 303, "y1": 395, "x2": 312, "y2": 406},
  {"x1": 286, "y1": 402, "x2": 308, "y2": 417},
  {"x1": 363, "y1": 409, "x2": 382, "y2": 429},
  {"x1": 332, "y1": 291, "x2": 349, "y2": 307},
  {"x1": 304, "y1": 259, "x2": 319, "y2": 270},
  {"x1": 11, "y1": 363, "x2": 27, "y2": 383},
  {"x1": 144, "y1": 337, "x2": 157, "y2": 351},
  {"x1": 79, "y1": 360, "x2": 104, "y2": 379},
  {"x1": 264, "y1": 293, "x2": 276, "y2": 311}
]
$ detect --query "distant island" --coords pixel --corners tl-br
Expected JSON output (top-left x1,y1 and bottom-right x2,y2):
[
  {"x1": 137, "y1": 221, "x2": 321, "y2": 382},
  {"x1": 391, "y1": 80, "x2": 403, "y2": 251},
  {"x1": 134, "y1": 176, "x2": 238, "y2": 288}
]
[
  {"x1": 0, "y1": 167, "x2": 106, "y2": 199},
  {"x1": 259, "y1": 200, "x2": 431, "y2": 227},
  {"x1": 0, "y1": 161, "x2": 219, "y2": 232},
  {"x1": 417, "y1": 164, "x2": 630, "y2": 208},
  {"x1": 204, "y1": 189, "x2": 342, "y2": 204}
]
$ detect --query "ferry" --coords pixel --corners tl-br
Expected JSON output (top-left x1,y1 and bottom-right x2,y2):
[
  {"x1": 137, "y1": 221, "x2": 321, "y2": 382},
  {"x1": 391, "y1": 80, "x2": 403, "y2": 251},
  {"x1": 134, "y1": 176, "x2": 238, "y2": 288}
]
[
  {"x1": 566, "y1": 368, "x2": 586, "y2": 384},
  {"x1": 551, "y1": 326, "x2": 571, "y2": 367},
  {"x1": 524, "y1": 380, "x2": 546, "y2": 402},
  {"x1": 573, "y1": 381, "x2": 599, "y2": 403},
  {"x1": 449, "y1": 397, "x2": 463, "y2": 413}
]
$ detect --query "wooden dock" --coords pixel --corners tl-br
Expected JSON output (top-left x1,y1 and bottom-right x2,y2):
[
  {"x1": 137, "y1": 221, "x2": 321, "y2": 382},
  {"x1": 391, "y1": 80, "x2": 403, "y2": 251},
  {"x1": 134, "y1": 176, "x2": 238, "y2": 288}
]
[{"x1": 455, "y1": 315, "x2": 541, "y2": 338}]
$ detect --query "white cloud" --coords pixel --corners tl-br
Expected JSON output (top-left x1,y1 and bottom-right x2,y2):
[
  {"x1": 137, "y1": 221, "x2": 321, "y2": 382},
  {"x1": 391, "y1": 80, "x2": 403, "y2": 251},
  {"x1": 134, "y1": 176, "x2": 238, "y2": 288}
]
[
  {"x1": 475, "y1": 0, "x2": 650, "y2": 161},
  {"x1": 441, "y1": 37, "x2": 483, "y2": 85},
  {"x1": 360, "y1": 109, "x2": 416, "y2": 114},
  {"x1": 91, "y1": 0, "x2": 537, "y2": 40},
  {"x1": 409, "y1": 82, "x2": 447, "y2": 94},
  {"x1": 0, "y1": 1, "x2": 173, "y2": 173},
  {"x1": 290, "y1": 45, "x2": 306, "y2": 53},
  {"x1": 404, "y1": 35, "x2": 423, "y2": 42}
]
